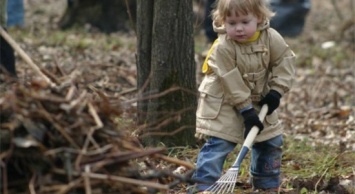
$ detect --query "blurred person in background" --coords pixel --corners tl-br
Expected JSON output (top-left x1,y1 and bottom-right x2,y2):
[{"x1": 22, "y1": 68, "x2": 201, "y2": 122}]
[
  {"x1": 7, "y1": 0, "x2": 25, "y2": 27},
  {"x1": 269, "y1": 0, "x2": 311, "y2": 37},
  {"x1": 204, "y1": 0, "x2": 311, "y2": 43},
  {"x1": 0, "y1": 0, "x2": 17, "y2": 78}
]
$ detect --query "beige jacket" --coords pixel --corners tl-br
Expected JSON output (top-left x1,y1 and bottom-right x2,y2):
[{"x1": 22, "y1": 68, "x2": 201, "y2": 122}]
[{"x1": 196, "y1": 20, "x2": 296, "y2": 144}]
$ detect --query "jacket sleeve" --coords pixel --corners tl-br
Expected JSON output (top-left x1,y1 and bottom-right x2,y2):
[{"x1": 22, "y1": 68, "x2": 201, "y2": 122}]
[
  {"x1": 268, "y1": 29, "x2": 296, "y2": 96},
  {"x1": 208, "y1": 39, "x2": 252, "y2": 111}
]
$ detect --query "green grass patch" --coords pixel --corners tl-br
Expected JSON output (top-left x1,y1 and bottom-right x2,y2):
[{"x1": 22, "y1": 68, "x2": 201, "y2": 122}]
[{"x1": 213, "y1": 135, "x2": 355, "y2": 192}]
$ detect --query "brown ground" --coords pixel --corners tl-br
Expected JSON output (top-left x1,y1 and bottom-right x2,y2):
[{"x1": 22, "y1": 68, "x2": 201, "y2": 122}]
[{"x1": 1, "y1": 0, "x2": 354, "y2": 193}]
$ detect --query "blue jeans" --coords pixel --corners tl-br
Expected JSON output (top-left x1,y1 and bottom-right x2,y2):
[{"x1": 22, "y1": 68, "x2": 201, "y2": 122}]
[
  {"x1": 191, "y1": 135, "x2": 283, "y2": 191},
  {"x1": 7, "y1": 0, "x2": 25, "y2": 27}
]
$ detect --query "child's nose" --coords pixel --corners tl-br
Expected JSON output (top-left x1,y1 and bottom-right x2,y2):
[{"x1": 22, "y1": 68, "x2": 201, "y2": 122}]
[{"x1": 235, "y1": 24, "x2": 243, "y2": 31}]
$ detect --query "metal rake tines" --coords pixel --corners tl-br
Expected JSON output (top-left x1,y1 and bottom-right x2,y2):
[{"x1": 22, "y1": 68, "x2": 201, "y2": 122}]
[{"x1": 207, "y1": 168, "x2": 239, "y2": 194}]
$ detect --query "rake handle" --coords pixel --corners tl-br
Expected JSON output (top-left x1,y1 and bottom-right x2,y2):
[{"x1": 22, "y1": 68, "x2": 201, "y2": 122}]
[
  {"x1": 243, "y1": 104, "x2": 268, "y2": 149},
  {"x1": 232, "y1": 104, "x2": 268, "y2": 168}
]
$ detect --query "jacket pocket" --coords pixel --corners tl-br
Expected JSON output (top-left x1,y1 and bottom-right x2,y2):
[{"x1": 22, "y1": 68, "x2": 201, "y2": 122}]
[{"x1": 197, "y1": 78, "x2": 224, "y2": 119}]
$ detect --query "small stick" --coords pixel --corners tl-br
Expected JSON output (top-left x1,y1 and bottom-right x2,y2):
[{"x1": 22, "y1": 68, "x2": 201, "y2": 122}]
[
  {"x1": 57, "y1": 178, "x2": 83, "y2": 194},
  {"x1": 0, "y1": 160, "x2": 8, "y2": 194},
  {"x1": 83, "y1": 165, "x2": 92, "y2": 194},
  {"x1": 0, "y1": 25, "x2": 56, "y2": 87},
  {"x1": 65, "y1": 85, "x2": 77, "y2": 101},
  {"x1": 37, "y1": 107, "x2": 80, "y2": 149},
  {"x1": 123, "y1": 144, "x2": 195, "y2": 169},
  {"x1": 87, "y1": 173, "x2": 170, "y2": 191},
  {"x1": 88, "y1": 102, "x2": 103, "y2": 129},
  {"x1": 314, "y1": 166, "x2": 329, "y2": 193},
  {"x1": 29, "y1": 173, "x2": 36, "y2": 194},
  {"x1": 156, "y1": 154, "x2": 195, "y2": 169},
  {"x1": 75, "y1": 102, "x2": 103, "y2": 170}
]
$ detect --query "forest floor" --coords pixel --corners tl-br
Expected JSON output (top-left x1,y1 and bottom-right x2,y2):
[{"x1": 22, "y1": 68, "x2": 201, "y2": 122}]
[{"x1": 1, "y1": 0, "x2": 354, "y2": 194}]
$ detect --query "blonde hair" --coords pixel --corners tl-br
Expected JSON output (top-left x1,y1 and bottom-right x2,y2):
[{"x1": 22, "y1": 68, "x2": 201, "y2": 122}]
[{"x1": 212, "y1": 0, "x2": 275, "y2": 24}]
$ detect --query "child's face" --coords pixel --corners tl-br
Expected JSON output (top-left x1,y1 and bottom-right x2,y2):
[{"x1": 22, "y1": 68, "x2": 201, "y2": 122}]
[{"x1": 224, "y1": 11, "x2": 261, "y2": 43}]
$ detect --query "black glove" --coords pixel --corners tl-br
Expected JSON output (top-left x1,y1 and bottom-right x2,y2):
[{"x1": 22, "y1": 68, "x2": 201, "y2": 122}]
[
  {"x1": 241, "y1": 108, "x2": 264, "y2": 139},
  {"x1": 258, "y1": 90, "x2": 281, "y2": 115}
]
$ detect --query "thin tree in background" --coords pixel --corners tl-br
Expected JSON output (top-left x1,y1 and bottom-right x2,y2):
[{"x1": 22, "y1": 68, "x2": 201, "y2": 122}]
[{"x1": 136, "y1": 0, "x2": 197, "y2": 147}]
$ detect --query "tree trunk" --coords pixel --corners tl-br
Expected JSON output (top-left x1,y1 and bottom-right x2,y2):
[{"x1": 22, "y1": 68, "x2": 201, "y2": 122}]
[
  {"x1": 136, "y1": 0, "x2": 153, "y2": 126},
  {"x1": 136, "y1": 0, "x2": 197, "y2": 147},
  {"x1": 59, "y1": 0, "x2": 136, "y2": 33}
]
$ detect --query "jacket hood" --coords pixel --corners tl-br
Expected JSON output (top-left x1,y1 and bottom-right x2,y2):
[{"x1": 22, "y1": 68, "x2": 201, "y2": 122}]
[{"x1": 213, "y1": 19, "x2": 270, "y2": 34}]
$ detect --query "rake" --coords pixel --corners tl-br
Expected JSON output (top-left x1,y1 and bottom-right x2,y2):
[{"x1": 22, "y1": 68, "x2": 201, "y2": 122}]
[{"x1": 206, "y1": 105, "x2": 269, "y2": 194}]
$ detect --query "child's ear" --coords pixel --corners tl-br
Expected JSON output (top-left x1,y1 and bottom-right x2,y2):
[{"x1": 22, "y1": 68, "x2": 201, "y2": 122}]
[{"x1": 257, "y1": 17, "x2": 263, "y2": 24}]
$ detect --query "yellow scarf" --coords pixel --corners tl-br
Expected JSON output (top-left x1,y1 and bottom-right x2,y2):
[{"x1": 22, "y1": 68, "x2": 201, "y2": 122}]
[
  {"x1": 242, "y1": 31, "x2": 260, "y2": 43},
  {"x1": 202, "y1": 39, "x2": 218, "y2": 74}
]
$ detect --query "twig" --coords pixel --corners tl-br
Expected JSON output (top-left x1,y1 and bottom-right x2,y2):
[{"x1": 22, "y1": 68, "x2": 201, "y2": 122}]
[
  {"x1": 314, "y1": 166, "x2": 330, "y2": 193},
  {"x1": 88, "y1": 102, "x2": 103, "y2": 129},
  {"x1": 314, "y1": 154, "x2": 341, "y2": 192},
  {"x1": 39, "y1": 179, "x2": 102, "y2": 193},
  {"x1": 65, "y1": 85, "x2": 77, "y2": 101},
  {"x1": 57, "y1": 69, "x2": 80, "y2": 89},
  {"x1": 57, "y1": 177, "x2": 84, "y2": 194},
  {"x1": 22, "y1": 89, "x2": 68, "y2": 103},
  {"x1": 137, "y1": 71, "x2": 152, "y2": 96},
  {"x1": 83, "y1": 165, "x2": 92, "y2": 194},
  {"x1": 119, "y1": 87, "x2": 137, "y2": 95},
  {"x1": 87, "y1": 102, "x2": 103, "y2": 149},
  {"x1": 75, "y1": 102, "x2": 103, "y2": 170},
  {"x1": 37, "y1": 106, "x2": 80, "y2": 149},
  {"x1": 53, "y1": 56, "x2": 67, "y2": 77},
  {"x1": 0, "y1": 160, "x2": 8, "y2": 194},
  {"x1": 59, "y1": 90, "x2": 88, "y2": 113},
  {"x1": 0, "y1": 25, "x2": 56, "y2": 87},
  {"x1": 124, "y1": 0, "x2": 136, "y2": 34},
  {"x1": 125, "y1": 86, "x2": 181, "y2": 104},
  {"x1": 83, "y1": 148, "x2": 166, "y2": 170},
  {"x1": 29, "y1": 173, "x2": 37, "y2": 194},
  {"x1": 120, "y1": 144, "x2": 195, "y2": 171},
  {"x1": 139, "y1": 115, "x2": 181, "y2": 134},
  {"x1": 135, "y1": 106, "x2": 194, "y2": 135},
  {"x1": 156, "y1": 154, "x2": 195, "y2": 169},
  {"x1": 141, "y1": 125, "x2": 195, "y2": 138},
  {"x1": 86, "y1": 173, "x2": 170, "y2": 191},
  {"x1": 45, "y1": 144, "x2": 113, "y2": 157}
]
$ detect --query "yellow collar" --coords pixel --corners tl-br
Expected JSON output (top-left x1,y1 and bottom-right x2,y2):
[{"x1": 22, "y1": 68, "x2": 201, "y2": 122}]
[{"x1": 242, "y1": 31, "x2": 260, "y2": 43}]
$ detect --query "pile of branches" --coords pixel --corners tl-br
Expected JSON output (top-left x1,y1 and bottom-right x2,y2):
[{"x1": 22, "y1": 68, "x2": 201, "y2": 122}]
[
  {"x1": 0, "y1": 79, "x2": 194, "y2": 194},
  {"x1": 0, "y1": 27, "x2": 195, "y2": 194}
]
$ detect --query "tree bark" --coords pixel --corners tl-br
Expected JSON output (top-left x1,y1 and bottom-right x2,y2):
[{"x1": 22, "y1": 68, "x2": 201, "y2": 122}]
[
  {"x1": 137, "y1": 0, "x2": 197, "y2": 146},
  {"x1": 136, "y1": 0, "x2": 153, "y2": 125}
]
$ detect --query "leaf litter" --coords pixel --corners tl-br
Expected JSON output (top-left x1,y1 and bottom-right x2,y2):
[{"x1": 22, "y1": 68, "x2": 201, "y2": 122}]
[{"x1": 0, "y1": 0, "x2": 354, "y2": 193}]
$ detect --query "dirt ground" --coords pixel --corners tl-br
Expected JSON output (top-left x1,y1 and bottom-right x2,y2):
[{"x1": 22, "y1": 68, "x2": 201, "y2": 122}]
[
  {"x1": 18, "y1": 0, "x2": 354, "y2": 151},
  {"x1": 1, "y1": 0, "x2": 354, "y2": 193}
]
